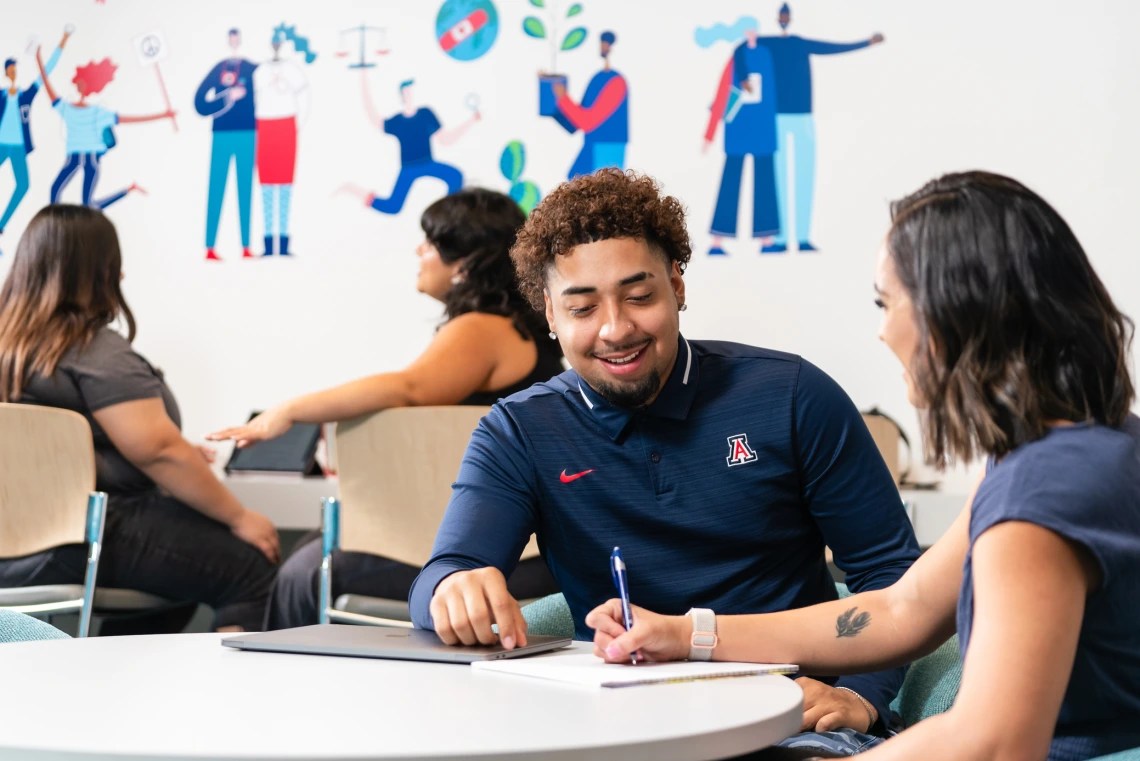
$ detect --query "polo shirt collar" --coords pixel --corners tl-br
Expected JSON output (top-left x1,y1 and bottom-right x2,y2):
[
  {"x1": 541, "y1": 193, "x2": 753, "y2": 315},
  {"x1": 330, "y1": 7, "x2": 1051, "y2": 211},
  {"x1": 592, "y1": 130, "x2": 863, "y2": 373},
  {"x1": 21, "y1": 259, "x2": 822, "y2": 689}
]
[{"x1": 572, "y1": 335, "x2": 699, "y2": 440}]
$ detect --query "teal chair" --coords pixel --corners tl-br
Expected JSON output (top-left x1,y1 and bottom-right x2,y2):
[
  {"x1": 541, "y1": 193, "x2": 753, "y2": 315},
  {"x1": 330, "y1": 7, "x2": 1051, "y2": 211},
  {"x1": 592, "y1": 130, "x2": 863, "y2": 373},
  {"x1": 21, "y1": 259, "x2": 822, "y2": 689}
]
[
  {"x1": 520, "y1": 590, "x2": 1139, "y2": 760},
  {"x1": 0, "y1": 609, "x2": 70, "y2": 643}
]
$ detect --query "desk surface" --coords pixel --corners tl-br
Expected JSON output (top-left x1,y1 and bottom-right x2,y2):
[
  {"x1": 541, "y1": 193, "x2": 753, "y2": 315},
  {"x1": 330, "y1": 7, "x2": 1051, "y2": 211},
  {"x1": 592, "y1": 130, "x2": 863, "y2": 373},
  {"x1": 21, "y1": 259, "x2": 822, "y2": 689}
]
[{"x1": 0, "y1": 637, "x2": 803, "y2": 761}]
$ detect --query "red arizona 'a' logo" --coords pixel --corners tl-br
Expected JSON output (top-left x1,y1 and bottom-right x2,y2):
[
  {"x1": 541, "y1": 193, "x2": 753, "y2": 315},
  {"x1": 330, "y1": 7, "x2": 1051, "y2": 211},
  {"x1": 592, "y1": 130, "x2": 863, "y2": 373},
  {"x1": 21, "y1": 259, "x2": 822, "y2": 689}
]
[{"x1": 726, "y1": 434, "x2": 758, "y2": 467}]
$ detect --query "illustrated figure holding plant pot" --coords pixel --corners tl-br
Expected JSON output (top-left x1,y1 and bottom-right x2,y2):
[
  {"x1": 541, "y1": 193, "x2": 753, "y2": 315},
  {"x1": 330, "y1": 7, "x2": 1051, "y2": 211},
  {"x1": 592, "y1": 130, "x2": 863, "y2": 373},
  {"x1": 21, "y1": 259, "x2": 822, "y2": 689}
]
[{"x1": 544, "y1": 31, "x2": 628, "y2": 179}]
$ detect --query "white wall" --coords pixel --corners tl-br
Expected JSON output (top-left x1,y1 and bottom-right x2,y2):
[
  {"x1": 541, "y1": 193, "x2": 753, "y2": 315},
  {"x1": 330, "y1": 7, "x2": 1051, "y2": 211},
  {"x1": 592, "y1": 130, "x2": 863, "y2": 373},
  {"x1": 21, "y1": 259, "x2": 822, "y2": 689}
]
[{"x1": 2, "y1": 0, "x2": 1138, "y2": 492}]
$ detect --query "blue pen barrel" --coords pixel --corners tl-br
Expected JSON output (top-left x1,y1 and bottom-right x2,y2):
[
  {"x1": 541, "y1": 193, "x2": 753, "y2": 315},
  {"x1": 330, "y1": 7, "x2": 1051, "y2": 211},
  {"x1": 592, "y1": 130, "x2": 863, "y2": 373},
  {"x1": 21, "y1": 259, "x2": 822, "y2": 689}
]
[{"x1": 610, "y1": 546, "x2": 638, "y2": 664}]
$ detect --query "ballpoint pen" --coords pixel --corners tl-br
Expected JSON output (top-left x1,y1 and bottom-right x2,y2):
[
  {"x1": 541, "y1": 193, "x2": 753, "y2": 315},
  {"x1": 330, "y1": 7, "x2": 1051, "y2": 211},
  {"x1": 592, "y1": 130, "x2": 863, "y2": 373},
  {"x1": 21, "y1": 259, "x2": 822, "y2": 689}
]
[{"x1": 610, "y1": 546, "x2": 637, "y2": 665}]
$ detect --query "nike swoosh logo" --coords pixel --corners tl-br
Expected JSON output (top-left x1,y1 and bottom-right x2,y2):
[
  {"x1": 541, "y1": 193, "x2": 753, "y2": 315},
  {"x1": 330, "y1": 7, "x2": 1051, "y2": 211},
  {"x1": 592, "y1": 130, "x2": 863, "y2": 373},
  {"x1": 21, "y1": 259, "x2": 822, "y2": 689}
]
[{"x1": 560, "y1": 469, "x2": 595, "y2": 483}]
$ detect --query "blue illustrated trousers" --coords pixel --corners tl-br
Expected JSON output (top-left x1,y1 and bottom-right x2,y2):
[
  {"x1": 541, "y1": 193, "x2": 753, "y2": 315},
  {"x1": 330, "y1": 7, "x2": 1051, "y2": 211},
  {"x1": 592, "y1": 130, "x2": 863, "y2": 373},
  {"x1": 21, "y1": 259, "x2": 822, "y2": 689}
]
[
  {"x1": 568, "y1": 141, "x2": 626, "y2": 179},
  {"x1": 369, "y1": 160, "x2": 463, "y2": 215},
  {"x1": 773, "y1": 114, "x2": 816, "y2": 246},
  {"x1": 206, "y1": 130, "x2": 256, "y2": 248},
  {"x1": 50, "y1": 152, "x2": 130, "y2": 210},
  {"x1": 0, "y1": 143, "x2": 29, "y2": 231},
  {"x1": 711, "y1": 152, "x2": 780, "y2": 239}
]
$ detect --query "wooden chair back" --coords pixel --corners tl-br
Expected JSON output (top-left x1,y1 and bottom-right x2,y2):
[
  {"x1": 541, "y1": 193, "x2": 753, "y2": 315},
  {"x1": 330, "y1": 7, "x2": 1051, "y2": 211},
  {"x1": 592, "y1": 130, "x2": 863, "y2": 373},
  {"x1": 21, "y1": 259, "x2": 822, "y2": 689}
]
[
  {"x1": 335, "y1": 406, "x2": 540, "y2": 566},
  {"x1": 0, "y1": 404, "x2": 95, "y2": 559}
]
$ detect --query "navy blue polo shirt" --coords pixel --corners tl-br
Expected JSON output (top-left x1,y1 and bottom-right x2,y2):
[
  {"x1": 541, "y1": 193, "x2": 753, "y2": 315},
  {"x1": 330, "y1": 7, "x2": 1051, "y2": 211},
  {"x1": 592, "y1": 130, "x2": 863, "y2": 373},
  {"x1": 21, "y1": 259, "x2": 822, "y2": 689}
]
[{"x1": 410, "y1": 336, "x2": 920, "y2": 722}]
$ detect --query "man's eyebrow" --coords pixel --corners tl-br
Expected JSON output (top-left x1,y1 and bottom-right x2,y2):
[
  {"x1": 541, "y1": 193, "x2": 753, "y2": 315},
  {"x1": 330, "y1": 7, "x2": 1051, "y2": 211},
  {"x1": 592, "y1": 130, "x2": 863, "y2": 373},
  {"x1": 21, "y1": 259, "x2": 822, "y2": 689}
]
[
  {"x1": 618, "y1": 272, "x2": 653, "y2": 286},
  {"x1": 560, "y1": 272, "x2": 655, "y2": 296}
]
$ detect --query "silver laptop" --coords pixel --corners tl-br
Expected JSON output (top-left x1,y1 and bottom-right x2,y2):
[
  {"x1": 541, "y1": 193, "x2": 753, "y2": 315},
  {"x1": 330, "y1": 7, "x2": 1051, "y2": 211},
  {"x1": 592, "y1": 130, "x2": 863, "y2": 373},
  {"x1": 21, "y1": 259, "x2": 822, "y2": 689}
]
[{"x1": 222, "y1": 625, "x2": 572, "y2": 663}]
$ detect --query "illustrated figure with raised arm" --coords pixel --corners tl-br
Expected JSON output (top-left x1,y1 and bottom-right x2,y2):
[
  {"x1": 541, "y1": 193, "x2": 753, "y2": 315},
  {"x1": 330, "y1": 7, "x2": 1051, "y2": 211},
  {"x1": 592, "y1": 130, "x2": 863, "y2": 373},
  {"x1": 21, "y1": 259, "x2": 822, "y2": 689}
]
[
  {"x1": 758, "y1": 3, "x2": 884, "y2": 252},
  {"x1": 0, "y1": 27, "x2": 71, "y2": 243},
  {"x1": 194, "y1": 29, "x2": 258, "y2": 261},
  {"x1": 586, "y1": 172, "x2": 1140, "y2": 761},
  {"x1": 253, "y1": 23, "x2": 315, "y2": 257},
  {"x1": 547, "y1": 30, "x2": 628, "y2": 179},
  {"x1": 36, "y1": 47, "x2": 174, "y2": 212},
  {"x1": 338, "y1": 75, "x2": 478, "y2": 216}
]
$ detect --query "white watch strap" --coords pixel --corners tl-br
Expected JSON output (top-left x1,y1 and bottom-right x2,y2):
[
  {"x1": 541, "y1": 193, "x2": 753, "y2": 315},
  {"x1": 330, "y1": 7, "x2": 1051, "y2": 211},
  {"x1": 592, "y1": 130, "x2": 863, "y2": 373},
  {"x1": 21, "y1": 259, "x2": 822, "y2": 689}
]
[{"x1": 687, "y1": 607, "x2": 717, "y2": 661}]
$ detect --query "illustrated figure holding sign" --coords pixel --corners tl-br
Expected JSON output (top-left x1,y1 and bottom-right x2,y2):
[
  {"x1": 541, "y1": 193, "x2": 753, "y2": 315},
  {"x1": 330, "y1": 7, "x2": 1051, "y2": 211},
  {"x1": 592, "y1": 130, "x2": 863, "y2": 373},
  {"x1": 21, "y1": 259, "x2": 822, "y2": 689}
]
[
  {"x1": 36, "y1": 46, "x2": 175, "y2": 211},
  {"x1": 701, "y1": 18, "x2": 780, "y2": 255},
  {"x1": 253, "y1": 23, "x2": 316, "y2": 257},
  {"x1": 194, "y1": 29, "x2": 258, "y2": 261},
  {"x1": 0, "y1": 26, "x2": 70, "y2": 240},
  {"x1": 338, "y1": 75, "x2": 477, "y2": 216}
]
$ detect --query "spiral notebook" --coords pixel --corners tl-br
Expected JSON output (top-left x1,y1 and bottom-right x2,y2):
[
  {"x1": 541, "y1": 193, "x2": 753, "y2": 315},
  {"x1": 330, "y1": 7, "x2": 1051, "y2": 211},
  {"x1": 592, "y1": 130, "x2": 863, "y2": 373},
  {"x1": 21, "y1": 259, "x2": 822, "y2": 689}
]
[{"x1": 471, "y1": 652, "x2": 797, "y2": 688}]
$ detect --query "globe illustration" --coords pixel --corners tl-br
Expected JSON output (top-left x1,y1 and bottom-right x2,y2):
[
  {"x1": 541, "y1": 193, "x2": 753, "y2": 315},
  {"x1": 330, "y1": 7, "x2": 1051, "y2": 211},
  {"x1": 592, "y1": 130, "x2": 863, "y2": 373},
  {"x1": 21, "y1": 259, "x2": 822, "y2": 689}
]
[{"x1": 436, "y1": 0, "x2": 499, "y2": 62}]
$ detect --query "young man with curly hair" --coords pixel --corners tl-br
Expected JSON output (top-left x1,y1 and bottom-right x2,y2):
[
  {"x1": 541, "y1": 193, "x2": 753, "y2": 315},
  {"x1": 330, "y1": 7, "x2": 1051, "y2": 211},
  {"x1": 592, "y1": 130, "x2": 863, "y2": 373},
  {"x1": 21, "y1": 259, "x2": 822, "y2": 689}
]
[{"x1": 409, "y1": 169, "x2": 919, "y2": 755}]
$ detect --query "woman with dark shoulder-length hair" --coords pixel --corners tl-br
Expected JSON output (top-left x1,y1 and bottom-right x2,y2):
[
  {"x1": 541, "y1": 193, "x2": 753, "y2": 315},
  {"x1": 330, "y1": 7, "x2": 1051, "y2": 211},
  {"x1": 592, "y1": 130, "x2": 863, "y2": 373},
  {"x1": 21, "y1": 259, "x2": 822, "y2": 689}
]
[
  {"x1": 0, "y1": 205, "x2": 279, "y2": 633},
  {"x1": 208, "y1": 187, "x2": 564, "y2": 630},
  {"x1": 585, "y1": 171, "x2": 1140, "y2": 760}
]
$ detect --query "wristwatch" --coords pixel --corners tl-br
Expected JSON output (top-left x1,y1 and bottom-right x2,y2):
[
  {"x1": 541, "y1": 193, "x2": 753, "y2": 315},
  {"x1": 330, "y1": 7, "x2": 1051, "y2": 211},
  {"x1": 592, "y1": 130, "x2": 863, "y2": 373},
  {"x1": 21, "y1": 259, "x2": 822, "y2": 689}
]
[{"x1": 686, "y1": 608, "x2": 717, "y2": 661}]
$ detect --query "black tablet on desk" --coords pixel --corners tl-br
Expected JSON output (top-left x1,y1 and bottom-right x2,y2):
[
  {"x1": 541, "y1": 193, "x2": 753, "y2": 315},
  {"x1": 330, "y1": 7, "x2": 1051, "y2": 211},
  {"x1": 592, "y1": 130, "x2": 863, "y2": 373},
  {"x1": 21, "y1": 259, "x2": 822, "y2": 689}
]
[{"x1": 224, "y1": 414, "x2": 323, "y2": 476}]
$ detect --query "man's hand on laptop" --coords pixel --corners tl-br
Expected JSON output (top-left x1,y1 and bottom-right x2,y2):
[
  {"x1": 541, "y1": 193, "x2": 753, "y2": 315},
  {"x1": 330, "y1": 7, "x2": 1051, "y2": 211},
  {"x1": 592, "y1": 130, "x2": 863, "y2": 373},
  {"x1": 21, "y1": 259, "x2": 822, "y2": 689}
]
[{"x1": 430, "y1": 567, "x2": 529, "y2": 649}]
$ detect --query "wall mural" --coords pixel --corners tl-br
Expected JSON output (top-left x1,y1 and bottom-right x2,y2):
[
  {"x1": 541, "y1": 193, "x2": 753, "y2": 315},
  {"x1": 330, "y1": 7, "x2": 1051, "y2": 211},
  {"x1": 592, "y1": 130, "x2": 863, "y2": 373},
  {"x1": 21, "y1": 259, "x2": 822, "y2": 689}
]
[
  {"x1": 335, "y1": 74, "x2": 479, "y2": 216},
  {"x1": 696, "y1": 3, "x2": 884, "y2": 256},
  {"x1": 525, "y1": 2, "x2": 629, "y2": 180},
  {"x1": 195, "y1": 28, "x2": 258, "y2": 261},
  {"x1": 254, "y1": 23, "x2": 316, "y2": 258},
  {"x1": 0, "y1": 4, "x2": 886, "y2": 261},
  {"x1": 436, "y1": 0, "x2": 499, "y2": 62},
  {"x1": 40, "y1": 41, "x2": 174, "y2": 212},
  {"x1": 0, "y1": 29, "x2": 70, "y2": 239},
  {"x1": 499, "y1": 140, "x2": 540, "y2": 213}
]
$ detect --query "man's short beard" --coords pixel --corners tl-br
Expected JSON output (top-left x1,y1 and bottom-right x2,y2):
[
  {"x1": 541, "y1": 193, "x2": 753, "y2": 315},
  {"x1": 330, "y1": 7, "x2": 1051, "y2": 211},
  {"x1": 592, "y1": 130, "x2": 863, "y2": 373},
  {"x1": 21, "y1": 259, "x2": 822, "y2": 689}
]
[{"x1": 593, "y1": 369, "x2": 662, "y2": 409}]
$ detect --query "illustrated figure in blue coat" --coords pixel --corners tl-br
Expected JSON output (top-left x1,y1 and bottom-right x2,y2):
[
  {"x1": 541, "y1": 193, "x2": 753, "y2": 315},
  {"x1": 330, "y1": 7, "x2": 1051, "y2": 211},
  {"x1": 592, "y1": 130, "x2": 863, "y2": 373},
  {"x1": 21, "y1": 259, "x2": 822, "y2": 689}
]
[
  {"x1": 549, "y1": 31, "x2": 629, "y2": 179},
  {"x1": 758, "y1": 3, "x2": 883, "y2": 252},
  {"x1": 0, "y1": 28, "x2": 70, "y2": 242},
  {"x1": 703, "y1": 21, "x2": 781, "y2": 255}
]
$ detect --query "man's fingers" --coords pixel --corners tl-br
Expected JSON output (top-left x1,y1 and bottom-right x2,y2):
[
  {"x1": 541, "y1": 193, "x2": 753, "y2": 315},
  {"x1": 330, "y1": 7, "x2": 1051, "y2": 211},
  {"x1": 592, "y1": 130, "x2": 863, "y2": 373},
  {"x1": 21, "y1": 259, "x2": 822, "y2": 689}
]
[
  {"x1": 800, "y1": 703, "x2": 830, "y2": 732},
  {"x1": 486, "y1": 585, "x2": 521, "y2": 648},
  {"x1": 814, "y1": 711, "x2": 844, "y2": 733},
  {"x1": 446, "y1": 595, "x2": 478, "y2": 646},
  {"x1": 585, "y1": 599, "x2": 627, "y2": 638},
  {"x1": 602, "y1": 628, "x2": 645, "y2": 662},
  {"x1": 461, "y1": 586, "x2": 497, "y2": 646},
  {"x1": 431, "y1": 597, "x2": 458, "y2": 645}
]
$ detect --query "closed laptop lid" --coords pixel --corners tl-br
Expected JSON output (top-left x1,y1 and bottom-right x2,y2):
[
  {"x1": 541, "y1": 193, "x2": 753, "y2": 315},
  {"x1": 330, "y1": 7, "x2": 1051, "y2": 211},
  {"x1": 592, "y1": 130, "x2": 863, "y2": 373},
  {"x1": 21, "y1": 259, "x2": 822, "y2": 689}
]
[{"x1": 222, "y1": 625, "x2": 572, "y2": 663}]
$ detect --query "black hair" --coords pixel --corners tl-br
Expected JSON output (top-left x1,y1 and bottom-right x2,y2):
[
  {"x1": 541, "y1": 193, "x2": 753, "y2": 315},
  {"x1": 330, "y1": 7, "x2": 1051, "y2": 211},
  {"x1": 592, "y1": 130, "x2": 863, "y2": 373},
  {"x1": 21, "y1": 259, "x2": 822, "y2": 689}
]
[
  {"x1": 420, "y1": 188, "x2": 555, "y2": 352},
  {"x1": 888, "y1": 170, "x2": 1135, "y2": 465}
]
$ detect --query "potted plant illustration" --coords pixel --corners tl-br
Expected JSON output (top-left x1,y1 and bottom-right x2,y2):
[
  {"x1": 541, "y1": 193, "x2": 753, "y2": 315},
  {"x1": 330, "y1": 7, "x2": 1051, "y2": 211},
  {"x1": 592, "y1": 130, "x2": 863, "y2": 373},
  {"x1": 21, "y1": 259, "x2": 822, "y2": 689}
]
[
  {"x1": 500, "y1": 140, "x2": 541, "y2": 213},
  {"x1": 523, "y1": 0, "x2": 587, "y2": 116}
]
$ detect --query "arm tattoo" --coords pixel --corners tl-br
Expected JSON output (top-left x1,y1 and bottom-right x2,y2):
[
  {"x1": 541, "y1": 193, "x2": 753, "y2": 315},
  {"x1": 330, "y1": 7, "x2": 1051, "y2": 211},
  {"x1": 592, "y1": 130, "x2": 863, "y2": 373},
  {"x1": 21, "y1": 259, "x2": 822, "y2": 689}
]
[{"x1": 835, "y1": 606, "x2": 871, "y2": 638}]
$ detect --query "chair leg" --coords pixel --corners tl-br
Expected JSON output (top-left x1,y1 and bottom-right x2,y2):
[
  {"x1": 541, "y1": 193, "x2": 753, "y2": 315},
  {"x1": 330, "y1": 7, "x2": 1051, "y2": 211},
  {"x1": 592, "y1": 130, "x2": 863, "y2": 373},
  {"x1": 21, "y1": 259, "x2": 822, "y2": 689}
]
[
  {"x1": 318, "y1": 497, "x2": 340, "y2": 626},
  {"x1": 78, "y1": 492, "x2": 108, "y2": 638}
]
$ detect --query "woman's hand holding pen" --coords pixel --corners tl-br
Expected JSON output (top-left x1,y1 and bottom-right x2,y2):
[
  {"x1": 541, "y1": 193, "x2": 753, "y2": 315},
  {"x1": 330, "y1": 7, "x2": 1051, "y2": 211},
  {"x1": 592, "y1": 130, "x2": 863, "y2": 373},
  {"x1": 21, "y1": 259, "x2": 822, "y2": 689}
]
[{"x1": 586, "y1": 599, "x2": 692, "y2": 664}]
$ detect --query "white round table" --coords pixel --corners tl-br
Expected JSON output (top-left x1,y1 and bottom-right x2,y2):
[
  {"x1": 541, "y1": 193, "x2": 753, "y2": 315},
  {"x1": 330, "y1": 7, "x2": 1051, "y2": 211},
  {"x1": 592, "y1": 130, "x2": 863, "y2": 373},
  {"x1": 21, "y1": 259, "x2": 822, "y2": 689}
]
[{"x1": 0, "y1": 636, "x2": 803, "y2": 760}]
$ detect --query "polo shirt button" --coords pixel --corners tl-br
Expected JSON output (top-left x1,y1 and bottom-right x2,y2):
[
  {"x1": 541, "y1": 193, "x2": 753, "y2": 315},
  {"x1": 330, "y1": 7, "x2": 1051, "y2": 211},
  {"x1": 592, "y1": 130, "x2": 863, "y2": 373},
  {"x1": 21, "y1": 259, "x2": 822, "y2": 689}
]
[{"x1": 650, "y1": 452, "x2": 661, "y2": 464}]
